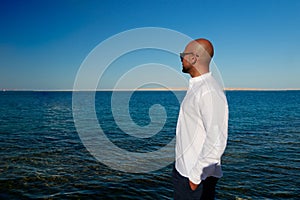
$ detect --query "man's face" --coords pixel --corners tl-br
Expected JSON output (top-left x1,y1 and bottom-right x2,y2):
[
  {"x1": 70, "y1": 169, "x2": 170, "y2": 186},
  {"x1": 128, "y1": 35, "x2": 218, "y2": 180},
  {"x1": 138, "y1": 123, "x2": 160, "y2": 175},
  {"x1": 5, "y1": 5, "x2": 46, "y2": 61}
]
[{"x1": 181, "y1": 46, "x2": 194, "y2": 74}]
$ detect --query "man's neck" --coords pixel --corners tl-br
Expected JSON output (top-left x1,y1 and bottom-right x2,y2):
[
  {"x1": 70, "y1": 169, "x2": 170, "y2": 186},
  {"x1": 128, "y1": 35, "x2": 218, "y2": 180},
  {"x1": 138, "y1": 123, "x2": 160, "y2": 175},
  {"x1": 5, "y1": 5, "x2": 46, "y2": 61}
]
[
  {"x1": 190, "y1": 73, "x2": 201, "y2": 78},
  {"x1": 189, "y1": 65, "x2": 209, "y2": 78}
]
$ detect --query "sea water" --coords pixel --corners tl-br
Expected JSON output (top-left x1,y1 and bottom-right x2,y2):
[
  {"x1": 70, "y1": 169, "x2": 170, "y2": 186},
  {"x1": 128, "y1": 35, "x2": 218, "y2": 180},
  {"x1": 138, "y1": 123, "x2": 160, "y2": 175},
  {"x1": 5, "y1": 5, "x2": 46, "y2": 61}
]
[{"x1": 0, "y1": 91, "x2": 299, "y2": 199}]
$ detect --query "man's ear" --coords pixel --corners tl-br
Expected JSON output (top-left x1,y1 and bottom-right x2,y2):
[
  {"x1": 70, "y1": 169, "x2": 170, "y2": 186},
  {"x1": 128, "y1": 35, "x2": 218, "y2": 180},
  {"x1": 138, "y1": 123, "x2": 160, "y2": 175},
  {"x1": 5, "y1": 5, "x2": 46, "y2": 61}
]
[{"x1": 191, "y1": 54, "x2": 197, "y2": 65}]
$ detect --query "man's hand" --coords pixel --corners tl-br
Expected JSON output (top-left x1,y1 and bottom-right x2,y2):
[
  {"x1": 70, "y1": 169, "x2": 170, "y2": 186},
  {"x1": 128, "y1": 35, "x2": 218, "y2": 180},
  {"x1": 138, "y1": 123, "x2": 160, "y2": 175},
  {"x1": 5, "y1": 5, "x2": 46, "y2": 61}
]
[{"x1": 189, "y1": 180, "x2": 199, "y2": 191}]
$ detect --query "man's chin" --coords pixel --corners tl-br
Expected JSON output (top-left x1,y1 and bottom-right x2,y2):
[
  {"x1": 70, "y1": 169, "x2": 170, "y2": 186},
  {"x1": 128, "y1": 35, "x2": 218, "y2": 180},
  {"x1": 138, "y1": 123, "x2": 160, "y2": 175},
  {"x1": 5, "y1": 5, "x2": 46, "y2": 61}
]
[{"x1": 182, "y1": 67, "x2": 189, "y2": 73}]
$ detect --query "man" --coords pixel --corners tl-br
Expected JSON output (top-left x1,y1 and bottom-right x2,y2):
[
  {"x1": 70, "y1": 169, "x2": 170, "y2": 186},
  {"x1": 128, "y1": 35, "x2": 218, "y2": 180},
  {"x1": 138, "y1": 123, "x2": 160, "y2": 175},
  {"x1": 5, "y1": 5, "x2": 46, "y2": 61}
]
[{"x1": 173, "y1": 39, "x2": 228, "y2": 199}]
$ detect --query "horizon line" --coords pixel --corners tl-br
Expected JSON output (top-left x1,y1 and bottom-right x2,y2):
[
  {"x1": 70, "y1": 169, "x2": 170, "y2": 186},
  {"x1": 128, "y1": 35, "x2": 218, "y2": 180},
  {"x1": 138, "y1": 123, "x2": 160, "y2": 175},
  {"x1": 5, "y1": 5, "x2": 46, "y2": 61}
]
[{"x1": 1, "y1": 87, "x2": 300, "y2": 92}]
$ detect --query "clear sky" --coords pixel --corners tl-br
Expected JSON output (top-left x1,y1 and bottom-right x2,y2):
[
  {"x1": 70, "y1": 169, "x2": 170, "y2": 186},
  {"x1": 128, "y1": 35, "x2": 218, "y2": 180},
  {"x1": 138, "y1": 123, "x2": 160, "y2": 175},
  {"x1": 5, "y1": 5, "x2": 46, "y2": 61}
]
[{"x1": 0, "y1": 0, "x2": 299, "y2": 90}]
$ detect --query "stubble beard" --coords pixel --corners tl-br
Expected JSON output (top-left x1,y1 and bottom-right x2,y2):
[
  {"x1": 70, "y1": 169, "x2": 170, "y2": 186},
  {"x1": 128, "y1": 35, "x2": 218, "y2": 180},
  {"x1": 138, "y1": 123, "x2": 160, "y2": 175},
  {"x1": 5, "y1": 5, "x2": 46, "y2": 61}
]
[{"x1": 182, "y1": 65, "x2": 190, "y2": 74}]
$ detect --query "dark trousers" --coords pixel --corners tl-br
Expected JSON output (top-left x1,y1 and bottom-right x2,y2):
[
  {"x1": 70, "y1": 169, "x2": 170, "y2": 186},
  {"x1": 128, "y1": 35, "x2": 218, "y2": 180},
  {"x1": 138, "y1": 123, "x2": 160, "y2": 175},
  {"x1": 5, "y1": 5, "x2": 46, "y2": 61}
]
[{"x1": 172, "y1": 166, "x2": 218, "y2": 200}]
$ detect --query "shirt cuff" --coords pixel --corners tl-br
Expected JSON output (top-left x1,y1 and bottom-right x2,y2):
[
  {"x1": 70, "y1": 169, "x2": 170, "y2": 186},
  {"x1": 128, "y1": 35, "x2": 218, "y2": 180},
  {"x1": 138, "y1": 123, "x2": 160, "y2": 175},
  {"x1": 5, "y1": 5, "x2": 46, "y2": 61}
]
[{"x1": 189, "y1": 170, "x2": 202, "y2": 185}]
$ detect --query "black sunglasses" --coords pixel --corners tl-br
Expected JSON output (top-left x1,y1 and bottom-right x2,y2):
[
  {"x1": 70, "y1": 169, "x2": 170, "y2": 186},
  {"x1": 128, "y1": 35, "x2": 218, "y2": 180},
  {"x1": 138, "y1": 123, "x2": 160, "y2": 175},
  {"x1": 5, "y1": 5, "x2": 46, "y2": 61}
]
[{"x1": 179, "y1": 52, "x2": 197, "y2": 61}]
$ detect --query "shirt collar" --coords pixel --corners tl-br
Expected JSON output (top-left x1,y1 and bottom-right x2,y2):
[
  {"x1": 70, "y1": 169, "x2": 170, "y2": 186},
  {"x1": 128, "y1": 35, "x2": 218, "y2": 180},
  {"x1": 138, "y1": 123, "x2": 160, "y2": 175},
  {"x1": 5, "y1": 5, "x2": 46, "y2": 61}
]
[{"x1": 189, "y1": 72, "x2": 212, "y2": 88}]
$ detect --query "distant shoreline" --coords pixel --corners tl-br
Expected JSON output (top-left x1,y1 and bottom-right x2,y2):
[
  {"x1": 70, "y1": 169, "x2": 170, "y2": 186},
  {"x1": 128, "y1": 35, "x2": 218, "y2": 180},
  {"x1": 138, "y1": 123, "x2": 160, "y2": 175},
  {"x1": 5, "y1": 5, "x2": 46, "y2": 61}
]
[
  {"x1": 224, "y1": 88, "x2": 300, "y2": 91},
  {"x1": 1, "y1": 88, "x2": 300, "y2": 92}
]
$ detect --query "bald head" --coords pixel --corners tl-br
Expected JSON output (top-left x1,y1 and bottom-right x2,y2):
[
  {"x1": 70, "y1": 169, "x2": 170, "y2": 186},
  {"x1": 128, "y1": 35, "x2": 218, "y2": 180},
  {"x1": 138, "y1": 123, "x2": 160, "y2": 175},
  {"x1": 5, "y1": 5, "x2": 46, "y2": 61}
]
[
  {"x1": 186, "y1": 38, "x2": 214, "y2": 61},
  {"x1": 194, "y1": 38, "x2": 214, "y2": 58},
  {"x1": 181, "y1": 38, "x2": 214, "y2": 77}
]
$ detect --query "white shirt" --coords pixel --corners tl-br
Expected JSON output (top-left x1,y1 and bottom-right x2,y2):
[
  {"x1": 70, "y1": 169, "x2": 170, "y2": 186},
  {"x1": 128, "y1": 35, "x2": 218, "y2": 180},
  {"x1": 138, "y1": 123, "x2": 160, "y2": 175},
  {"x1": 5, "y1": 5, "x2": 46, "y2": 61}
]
[{"x1": 175, "y1": 72, "x2": 228, "y2": 184}]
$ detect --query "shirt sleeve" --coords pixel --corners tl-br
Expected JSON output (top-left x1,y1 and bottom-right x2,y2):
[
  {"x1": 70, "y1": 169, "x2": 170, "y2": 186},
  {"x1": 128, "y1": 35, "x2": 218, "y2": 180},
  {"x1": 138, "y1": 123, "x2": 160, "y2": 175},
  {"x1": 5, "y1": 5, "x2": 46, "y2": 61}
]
[{"x1": 189, "y1": 91, "x2": 228, "y2": 185}]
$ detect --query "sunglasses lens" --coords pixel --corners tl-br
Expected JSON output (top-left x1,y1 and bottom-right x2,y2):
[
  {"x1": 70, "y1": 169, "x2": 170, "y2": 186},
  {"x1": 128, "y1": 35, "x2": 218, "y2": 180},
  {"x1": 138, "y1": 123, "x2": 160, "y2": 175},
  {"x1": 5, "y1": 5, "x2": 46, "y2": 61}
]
[{"x1": 180, "y1": 53, "x2": 184, "y2": 61}]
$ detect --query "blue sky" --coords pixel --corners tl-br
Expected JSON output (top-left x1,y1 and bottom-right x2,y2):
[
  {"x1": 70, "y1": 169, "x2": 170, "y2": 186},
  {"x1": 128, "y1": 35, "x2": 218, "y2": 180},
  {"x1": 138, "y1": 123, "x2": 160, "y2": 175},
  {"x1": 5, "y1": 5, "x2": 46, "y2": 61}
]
[{"x1": 0, "y1": 0, "x2": 299, "y2": 90}]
